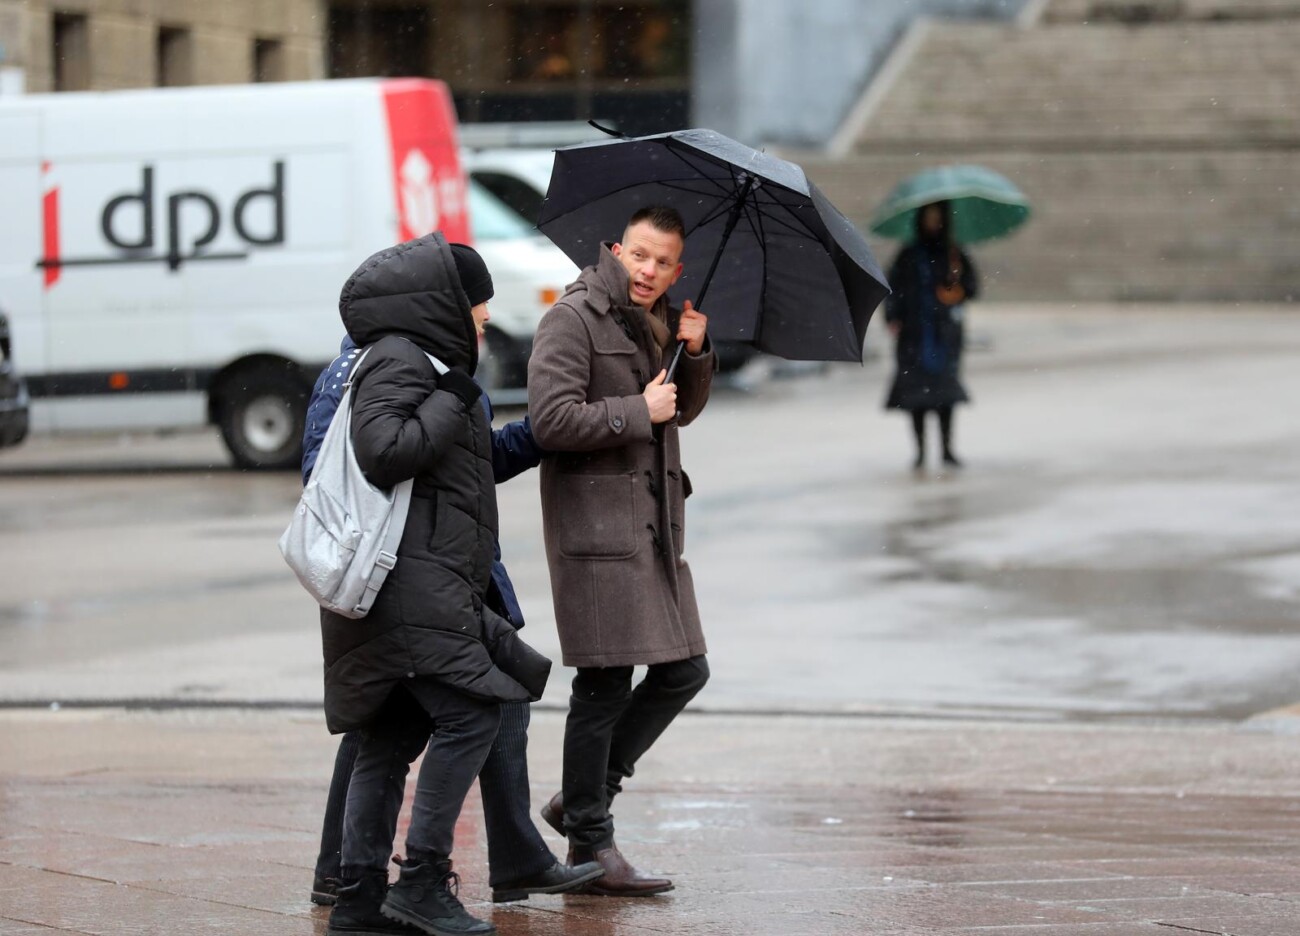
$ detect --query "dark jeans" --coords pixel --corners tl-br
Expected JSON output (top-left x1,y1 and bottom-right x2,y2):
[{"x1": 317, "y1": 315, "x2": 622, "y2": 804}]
[
  {"x1": 561, "y1": 655, "x2": 709, "y2": 850},
  {"x1": 337, "y1": 683, "x2": 499, "y2": 878},
  {"x1": 317, "y1": 700, "x2": 555, "y2": 886},
  {"x1": 479, "y1": 701, "x2": 557, "y2": 884}
]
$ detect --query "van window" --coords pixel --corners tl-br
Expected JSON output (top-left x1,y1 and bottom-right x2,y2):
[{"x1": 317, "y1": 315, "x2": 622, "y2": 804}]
[{"x1": 468, "y1": 179, "x2": 536, "y2": 241}]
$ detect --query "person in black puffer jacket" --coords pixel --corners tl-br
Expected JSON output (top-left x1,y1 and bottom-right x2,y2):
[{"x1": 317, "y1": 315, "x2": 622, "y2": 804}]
[{"x1": 323, "y1": 232, "x2": 550, "y2": 936}]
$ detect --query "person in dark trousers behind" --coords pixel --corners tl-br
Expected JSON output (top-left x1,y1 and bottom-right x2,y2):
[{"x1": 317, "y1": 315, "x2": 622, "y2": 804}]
[
  {"x1": 884, "y1": 200, "x2": 979, "y2": 470},
  {"x1": 315, "y1": 233, "x2": 566, "y2": 936},
  {"x1": 527, "y1": 206, "x2": 715, "y2": 896},
  {"x1": 305, "y1": 243, "x2": 602, "y2": 921}
]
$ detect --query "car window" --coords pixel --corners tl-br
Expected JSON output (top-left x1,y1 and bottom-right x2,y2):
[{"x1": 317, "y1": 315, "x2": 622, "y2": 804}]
[
  {"x1": 472, "y1": 171, "x2": 546, "y2": 225},
  {"x1": 468, "y1": 179, "x2": 536, "y2": 241}
]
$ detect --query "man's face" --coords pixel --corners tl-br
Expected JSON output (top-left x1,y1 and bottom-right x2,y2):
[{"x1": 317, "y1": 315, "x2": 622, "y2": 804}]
[{"x1": 611, "y1": 221, "x2": 684, "y2": 309}]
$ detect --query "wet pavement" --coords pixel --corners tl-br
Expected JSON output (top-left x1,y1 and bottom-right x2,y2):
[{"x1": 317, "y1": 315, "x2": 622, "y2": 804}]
[
  {"x1": 1, "y1": 305, "x2": 1298, "y2": 719},
  {"x1": 3, "y1": 708, "x2": 1300, "y2": 935},
  {"x1": 2, "y1": 305, "x2": 1300, "y2": 932}
]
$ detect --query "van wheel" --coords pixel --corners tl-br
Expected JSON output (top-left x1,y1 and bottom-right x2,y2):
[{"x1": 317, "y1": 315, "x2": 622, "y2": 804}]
[{"x1": 215, "y1": 366, "x2": 307, "y2": 471}]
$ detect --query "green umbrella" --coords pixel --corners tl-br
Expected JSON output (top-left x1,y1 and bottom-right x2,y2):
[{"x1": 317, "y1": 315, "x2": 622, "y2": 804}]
[{"x1": 870, "y1": 165, "x2": 1030, "y2": 244}]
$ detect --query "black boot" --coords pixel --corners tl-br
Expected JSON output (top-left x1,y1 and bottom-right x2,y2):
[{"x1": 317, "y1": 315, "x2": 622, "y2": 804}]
[
  {"x1": 381, "y1": 859, "x2": 495, "y2": 936},
  {"x1": 328, "y1": 871, "x2": 418, "y2": 935}
]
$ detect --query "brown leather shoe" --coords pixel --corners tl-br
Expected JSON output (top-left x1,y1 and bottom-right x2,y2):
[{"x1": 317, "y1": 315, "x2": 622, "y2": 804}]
[
  {"x1": 567, "y1": 842, "x2": 673, "y2": 897},
  {"x1": 539, "y1": 791, "x2": 564, "y2": 837}
]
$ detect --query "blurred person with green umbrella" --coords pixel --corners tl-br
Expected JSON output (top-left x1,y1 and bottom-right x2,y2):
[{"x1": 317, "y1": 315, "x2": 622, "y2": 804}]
[{"x1": 871, "y1": 166, "x2": 1029, "y2": 471}]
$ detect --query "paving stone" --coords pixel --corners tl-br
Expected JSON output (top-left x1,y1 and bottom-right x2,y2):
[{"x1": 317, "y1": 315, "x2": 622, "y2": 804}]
[{"x1": 4, "y1": 709, "x2": 1300, "y2": 934}]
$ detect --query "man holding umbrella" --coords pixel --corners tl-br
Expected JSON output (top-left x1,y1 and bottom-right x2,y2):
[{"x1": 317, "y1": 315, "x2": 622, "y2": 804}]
[
  {"x1": 527, "y1": 127, "x2": 889, "y2": 893},
  {"x1": 527, "y1": 205, "x2": 714, "y2": 896}
]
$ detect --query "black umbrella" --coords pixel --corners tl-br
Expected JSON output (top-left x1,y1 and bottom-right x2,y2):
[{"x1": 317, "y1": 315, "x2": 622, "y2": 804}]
[{"x1": 537, "y1": 128, "x2": 890, "y2": 380}]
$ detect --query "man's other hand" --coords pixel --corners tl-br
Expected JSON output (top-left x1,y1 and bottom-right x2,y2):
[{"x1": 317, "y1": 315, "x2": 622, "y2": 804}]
[
  {"x1": 642, "y1": 370, "x2": 678, "y2": 424},
  {"x1": 678, "y1": 300, "x2": 707, "y2": 355}
]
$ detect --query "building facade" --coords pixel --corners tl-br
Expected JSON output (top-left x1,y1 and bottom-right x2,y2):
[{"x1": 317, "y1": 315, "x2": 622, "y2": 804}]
[
  {"x1": 0, "y1": 1, "x2": 692, "y2": 136},
  {"x1": 2, "y1": 0, "x2": 1024, "y2": 146},
  {"x1": 325, "y1": 0, "x2": 691, "y2": 136},
  {"x1": 0, "y1": 0, "x2": 323, "y2": 92}
]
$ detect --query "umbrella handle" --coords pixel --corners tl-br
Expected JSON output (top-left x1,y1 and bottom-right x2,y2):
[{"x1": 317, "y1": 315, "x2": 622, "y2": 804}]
[{"x1": 665, "y1": 340, "x2": 687, "y2": 383}]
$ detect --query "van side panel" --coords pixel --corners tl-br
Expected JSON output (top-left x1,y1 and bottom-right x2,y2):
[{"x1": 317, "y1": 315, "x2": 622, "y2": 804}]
[
  {"x1": 381, "y1": 80, "x2": 470, "y2": 245},
  {"x1": 0, "y1": 80, "x2": 466, "y2": 446},
  {"x1": 41, "y1": 155, "x2": 190, "y2": 379}
]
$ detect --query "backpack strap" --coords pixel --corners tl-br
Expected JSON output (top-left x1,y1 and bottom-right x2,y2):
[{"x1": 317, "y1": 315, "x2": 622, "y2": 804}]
[
  {"x1": 342, "y1": 346, "x2": 373, "y2": 393},
  {"x1": 347, "y1": 339, "x2": 450, "y2": 388},
  {"x1": 356, "y1": 485, "x2": 407, "y2": 615}
]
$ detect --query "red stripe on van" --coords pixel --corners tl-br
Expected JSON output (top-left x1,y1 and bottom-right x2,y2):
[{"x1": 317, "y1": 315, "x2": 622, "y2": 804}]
[
  {"x1": 381, "y1": 80, "x2": 471, "y2": 246},
  {"x1": 42, "y1": 184, "x2": 60, "y2": 289}
]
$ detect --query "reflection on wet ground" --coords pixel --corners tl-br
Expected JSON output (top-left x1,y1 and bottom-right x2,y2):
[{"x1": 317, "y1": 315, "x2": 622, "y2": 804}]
[{"x1": 3, "y1": 709, "x2": 1299, "y2": 935}]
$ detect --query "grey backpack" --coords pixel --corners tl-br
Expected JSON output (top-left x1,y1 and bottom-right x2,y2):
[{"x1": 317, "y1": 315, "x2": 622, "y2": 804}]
[{"x1": 278, "y1": 344, "x2": 448, "y2": 619}]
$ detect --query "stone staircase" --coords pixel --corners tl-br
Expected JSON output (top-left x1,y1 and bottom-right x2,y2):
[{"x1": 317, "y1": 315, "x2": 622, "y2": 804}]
[
  {"x1": 1044, "y1": 0, "x2": 1300, "y2": 23},
  {"x1": 798, "y1": 1, "x2": 1300, "y2": 301}
]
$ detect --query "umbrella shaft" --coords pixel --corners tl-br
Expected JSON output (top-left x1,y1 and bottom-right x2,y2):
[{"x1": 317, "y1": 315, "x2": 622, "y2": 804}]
[
  {"x1": 693, "y1": 175, "x2": 753, "y2": 312},
  {"x1": 666, "y1": 174, "x2": 754, "y2": 383}
]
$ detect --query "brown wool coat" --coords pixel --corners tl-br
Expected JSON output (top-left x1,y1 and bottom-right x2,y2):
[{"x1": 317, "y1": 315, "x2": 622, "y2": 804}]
[{"x1": 527, "y1": 244, "x2": 716, "y2": 668}]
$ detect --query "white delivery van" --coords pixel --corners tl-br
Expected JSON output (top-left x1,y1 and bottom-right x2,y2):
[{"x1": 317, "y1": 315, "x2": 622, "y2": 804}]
[{"x1": 0, "y1": 78, "x2": 477, "y2": 469}]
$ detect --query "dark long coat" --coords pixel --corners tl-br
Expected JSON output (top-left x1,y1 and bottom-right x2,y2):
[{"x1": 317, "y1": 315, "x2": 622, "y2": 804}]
[
  {"x1": 320, "y1": 233, "x2": 550, "y2": 734},
  {"x1": 527, "y1": 244, "x2": 715, "y2": 669},
  {"x1": 885, "y1": 242, "x2": 979, "y2": 412}
]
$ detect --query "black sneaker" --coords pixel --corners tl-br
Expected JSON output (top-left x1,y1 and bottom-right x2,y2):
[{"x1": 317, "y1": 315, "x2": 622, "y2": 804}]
[
  {"x1": 381, "y1": 860, "x2": 494, "y2": 936},
  {"x1": 328, "y1": 872, "x2": 420, "y2": 935},
  {"x1": 312, "y1": 875, "x2": 341, "y2": 906},
  {"x1": 491, "y1": 859, "x2": 605, "y2": 903}
]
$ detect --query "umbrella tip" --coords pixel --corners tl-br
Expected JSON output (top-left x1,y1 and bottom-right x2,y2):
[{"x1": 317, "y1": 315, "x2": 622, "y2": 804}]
[{"x1": 588, "y1": 120, "x2": 625, "y2": 139}]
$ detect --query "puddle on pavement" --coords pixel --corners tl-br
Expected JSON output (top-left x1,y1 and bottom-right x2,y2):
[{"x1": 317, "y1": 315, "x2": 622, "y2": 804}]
[
  {"x1": 822, "y1": 472, "x2": 1300, "y2": 720},
  {"x1": 0, "y1": 472, "x2": 301, "y2": 534}
]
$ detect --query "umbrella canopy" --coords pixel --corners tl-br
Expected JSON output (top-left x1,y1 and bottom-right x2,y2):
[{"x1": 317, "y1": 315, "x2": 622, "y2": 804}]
[
  {"x1": 870, "y1": 165, "x2": 1031, "y2": 244},
  {"x1": 537, "y1": 128, "x2": 890, "y2": 368}
]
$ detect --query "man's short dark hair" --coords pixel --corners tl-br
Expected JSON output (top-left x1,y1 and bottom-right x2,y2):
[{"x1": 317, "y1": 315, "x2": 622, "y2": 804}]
[{"x1": 626, "y1": 205, "x2": 686, "y2": 241}]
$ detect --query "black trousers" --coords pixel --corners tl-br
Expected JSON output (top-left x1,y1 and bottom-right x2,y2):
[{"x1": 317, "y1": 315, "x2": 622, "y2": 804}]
[
  {"x1": 561, "y1": 655, "x2": 709, "y2": 850},
  {"x1": 317, "y1": 700, "x2": 555, "y2": 885},
  {"x1": 336, "y1": 684, "x2": 500, "y2": 878},
  {"x1": 910, "y1": 406, "x2": 955, "y2": 456}
]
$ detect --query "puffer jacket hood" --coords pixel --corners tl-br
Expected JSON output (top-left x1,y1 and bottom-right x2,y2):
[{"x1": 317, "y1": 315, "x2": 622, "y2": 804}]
[{"x1": 339, "y1": 232, "x2": 479, "y2": 375}]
